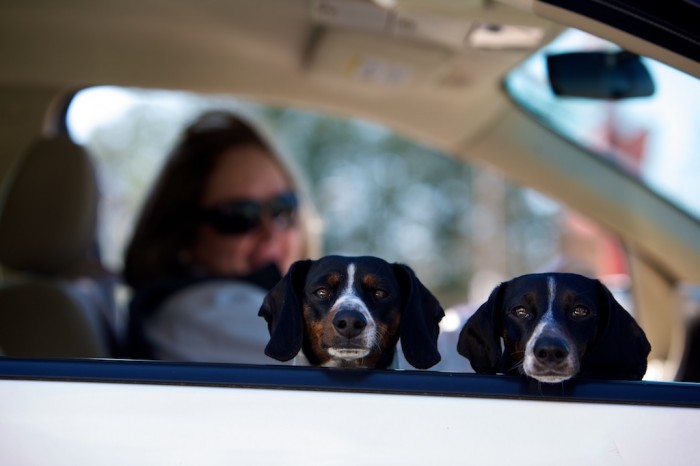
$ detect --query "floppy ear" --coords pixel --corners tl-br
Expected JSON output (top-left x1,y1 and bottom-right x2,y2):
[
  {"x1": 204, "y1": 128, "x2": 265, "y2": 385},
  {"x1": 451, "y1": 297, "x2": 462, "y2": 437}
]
[
  {"x1": 580, "y1": 281, "x2": 651, "y2": 380},
  {"x1": 392, "y1": 264, "x2": 444, "y2": 369},
  {"x1": 258, "y1": 259, "x2": 312, "y2": 362},
  {"x1": 456, "y1": 284, "x2": 504, "y2": 374}
]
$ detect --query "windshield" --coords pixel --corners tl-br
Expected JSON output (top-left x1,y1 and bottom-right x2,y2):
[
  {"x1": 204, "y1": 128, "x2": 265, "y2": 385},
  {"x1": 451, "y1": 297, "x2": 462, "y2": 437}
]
[{"x1": 505, "y1": 29, "x2": 700, "y2": 221}]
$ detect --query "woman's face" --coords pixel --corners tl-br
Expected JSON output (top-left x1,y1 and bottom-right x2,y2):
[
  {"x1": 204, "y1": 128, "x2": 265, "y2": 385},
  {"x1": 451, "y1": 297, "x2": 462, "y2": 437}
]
[{"x1": 190, "y1": 145, "x2": 304, "y2": 277}]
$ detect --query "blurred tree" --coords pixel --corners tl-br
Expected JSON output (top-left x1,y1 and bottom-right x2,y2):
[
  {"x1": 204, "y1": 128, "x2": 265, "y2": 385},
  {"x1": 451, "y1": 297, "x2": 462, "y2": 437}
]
[{"x1": 71, "y1": 87, "x2": 562, "y2": 309}]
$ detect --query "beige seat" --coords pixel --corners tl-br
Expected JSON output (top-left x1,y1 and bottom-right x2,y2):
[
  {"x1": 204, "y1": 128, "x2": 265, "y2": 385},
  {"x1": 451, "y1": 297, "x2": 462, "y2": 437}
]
[{"x1": 0, "y1": 136, "x2": 118, "y2": 358}]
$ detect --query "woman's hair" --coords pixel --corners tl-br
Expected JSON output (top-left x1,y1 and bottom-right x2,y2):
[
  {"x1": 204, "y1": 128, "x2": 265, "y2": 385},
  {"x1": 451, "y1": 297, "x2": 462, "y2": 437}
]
[{"x1": 123, "y1": 110, "x2": 318, "y2": 289}]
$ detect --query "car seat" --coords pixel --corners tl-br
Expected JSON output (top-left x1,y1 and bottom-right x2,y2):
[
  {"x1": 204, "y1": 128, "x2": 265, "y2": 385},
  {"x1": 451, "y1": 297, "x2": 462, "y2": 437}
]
[{"x1": 0, "y1": 135, "x2": 119, "y2": 358}]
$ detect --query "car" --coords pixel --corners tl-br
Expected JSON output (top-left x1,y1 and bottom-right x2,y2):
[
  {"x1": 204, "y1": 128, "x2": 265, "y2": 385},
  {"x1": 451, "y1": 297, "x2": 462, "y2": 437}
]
[{"x1": 1, "y1": 0, "x2": 699, "y2": 464}]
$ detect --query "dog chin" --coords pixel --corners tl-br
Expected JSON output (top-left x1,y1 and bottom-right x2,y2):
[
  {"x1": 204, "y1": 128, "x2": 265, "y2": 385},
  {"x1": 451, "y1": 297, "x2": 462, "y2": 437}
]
[
  {"x1": 523, "y1": 365, "x2": 575, "y2": 383},
  {"x1": 527, "y1": 372, "x2": 573, "y2": 383},
  {"x1": 523, "y1": 358, "x2": 578, "y2": 383},
  {"x1": 327, "y1": 347, "x2": 371, "y2": 360}
]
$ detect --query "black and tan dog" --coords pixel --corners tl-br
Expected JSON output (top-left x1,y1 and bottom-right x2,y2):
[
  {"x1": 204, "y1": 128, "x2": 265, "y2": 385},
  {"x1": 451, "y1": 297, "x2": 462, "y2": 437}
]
[
  {"x1": 457, "y1": 273, "x2": 651, "y2": 383},
  {"x1": 259, "y1": 255, "x2": 444, "y2": 369}
]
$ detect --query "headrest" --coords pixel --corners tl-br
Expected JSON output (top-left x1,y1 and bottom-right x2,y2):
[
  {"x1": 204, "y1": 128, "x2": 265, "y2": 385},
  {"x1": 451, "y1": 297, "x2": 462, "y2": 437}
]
[{"x1": 0, "y1": 136, "x2": 98, "y2": 275}]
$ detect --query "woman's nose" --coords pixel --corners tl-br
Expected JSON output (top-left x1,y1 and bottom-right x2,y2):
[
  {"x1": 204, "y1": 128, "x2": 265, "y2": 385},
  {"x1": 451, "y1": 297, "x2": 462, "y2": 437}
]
[{"x1": 256, "y1": 213, "x2": 282, "y2": 237}]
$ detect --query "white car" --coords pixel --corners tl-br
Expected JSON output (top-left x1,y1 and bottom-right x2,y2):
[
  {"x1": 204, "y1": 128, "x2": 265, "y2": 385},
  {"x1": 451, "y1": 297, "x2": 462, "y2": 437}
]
[{"x1": 1, "y1": 1, "x2": 699, "y2": 464}]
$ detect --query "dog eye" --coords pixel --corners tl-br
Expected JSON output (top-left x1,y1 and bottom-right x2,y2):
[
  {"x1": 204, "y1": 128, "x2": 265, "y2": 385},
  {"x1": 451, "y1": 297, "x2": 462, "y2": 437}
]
[
  {"x1": 373, "y1": 289, "x2": 389, "y2": 299},
  {"x1": 313, "y1": 288, "x2": 331, "y2": 299},
  {"x1": 511, "y1": 307, "x2": 530, "y2": 319},
  {"x1": 572, "y1": 306, "x2": 590, "y2": 318}
]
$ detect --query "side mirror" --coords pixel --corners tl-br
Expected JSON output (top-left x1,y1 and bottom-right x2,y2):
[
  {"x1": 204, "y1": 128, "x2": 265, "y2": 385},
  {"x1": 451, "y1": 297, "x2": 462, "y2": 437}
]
[{"x1": 546, "y1": 50, "x2": 655, "y2": 99}]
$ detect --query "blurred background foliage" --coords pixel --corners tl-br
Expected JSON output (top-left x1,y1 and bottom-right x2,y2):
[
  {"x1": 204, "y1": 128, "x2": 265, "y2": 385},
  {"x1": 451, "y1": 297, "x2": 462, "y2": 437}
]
[{"x1": 68, "y1": 86, "x2": 562, "y2": 308}]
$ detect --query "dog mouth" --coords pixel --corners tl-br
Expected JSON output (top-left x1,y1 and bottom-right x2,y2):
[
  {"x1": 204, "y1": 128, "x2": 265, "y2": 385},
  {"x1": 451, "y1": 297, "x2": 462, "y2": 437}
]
[
  {"x1": 523, "y1": 358, "x2": 578, "y2": 383},
  {"x1": 523, "y1": 355, "x2": 578, "y2": 383},
  {"x1": 525, "y1": 369, "x2": 574, "y2": 383},
  {"x1": 327, "y1": 347, "x2": 371, "y2": 360}
]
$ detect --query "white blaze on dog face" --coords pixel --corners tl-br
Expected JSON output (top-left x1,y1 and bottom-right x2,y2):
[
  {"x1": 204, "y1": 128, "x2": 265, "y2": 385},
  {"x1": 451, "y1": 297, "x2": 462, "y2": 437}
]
[
  {"x1": 326, "y1": 262, "x2": 377, "y2": 364},
  {"x1": 522, "y1": 275, "x2": 578, "y2": 383},
  {"x1": 532, "y1": 276, "x2": 557, "y2": 337},
  {"x1": 330, "y1": 264, "x2": 363, "y2": 312}
]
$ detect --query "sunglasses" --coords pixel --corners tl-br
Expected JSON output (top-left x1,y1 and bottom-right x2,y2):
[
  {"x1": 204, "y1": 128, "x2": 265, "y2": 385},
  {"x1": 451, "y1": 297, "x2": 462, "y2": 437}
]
[{"x1": 200, "y1": 192, "x2": 299, "y2": 235}]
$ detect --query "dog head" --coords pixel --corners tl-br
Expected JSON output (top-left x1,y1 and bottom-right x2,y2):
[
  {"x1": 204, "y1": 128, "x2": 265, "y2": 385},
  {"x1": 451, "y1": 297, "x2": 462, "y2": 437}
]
[
  {"x1": 258, "y1": 255, "x2": 444, "y2": 369},
  {"x1": 457, "y1": 273, "x2": 651, "y2": 383}
]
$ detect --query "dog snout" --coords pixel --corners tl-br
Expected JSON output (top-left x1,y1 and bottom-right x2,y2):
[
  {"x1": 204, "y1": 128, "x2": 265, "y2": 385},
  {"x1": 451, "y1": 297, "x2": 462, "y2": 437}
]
[
  {"x1": 533, "y1": 336, "x2": 570, "y2": 365},
  {"x1": 332, "y1": 310, "x2": 367, "y2": 339}
]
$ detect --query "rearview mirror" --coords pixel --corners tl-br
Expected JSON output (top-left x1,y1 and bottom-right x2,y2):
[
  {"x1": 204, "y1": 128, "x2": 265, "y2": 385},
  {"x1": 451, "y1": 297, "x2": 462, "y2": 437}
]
[{"x1": 546, "y1": 51, "x2": 655, "y2": 99}]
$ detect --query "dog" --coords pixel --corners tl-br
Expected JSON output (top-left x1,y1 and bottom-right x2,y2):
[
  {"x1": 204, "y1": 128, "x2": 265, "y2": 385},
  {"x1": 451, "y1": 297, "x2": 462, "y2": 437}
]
[
  {"x1": 258, "y1": 255, "x2": 445, "y2": 369},
  {"x1": 457, "y1": 273, "x2": 651, "y2": 383}
]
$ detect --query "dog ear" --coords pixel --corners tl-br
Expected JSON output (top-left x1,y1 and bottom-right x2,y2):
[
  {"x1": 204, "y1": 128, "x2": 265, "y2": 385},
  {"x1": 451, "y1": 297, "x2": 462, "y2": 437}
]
[
  {"x1": 580, "y1": 280, "x2": 651, "y2": 380},
  {"x1": 392, "y1": 263, "x2": 445, "y2": 369},
  {"x1": 456, "y1": 283, "x2": 504, "y2": 374},
  {"x1": 258, "y1": 259, "x2": 312, "y2": 362}
]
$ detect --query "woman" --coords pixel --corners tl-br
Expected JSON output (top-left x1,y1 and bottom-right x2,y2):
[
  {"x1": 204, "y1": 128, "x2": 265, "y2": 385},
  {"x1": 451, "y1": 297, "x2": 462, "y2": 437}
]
[{"x1": 123, "y1": 110, "x2": 319, "y2": 362}]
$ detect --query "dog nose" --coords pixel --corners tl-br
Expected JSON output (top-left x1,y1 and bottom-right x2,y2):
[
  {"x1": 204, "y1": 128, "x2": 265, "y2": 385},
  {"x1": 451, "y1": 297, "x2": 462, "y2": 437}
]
[
  {"x1": 533, "y1": 337, "x2": 569, "y2": 364},
  {"x1": 333, "y1": 310, "x2": 367, "y2": 339}
]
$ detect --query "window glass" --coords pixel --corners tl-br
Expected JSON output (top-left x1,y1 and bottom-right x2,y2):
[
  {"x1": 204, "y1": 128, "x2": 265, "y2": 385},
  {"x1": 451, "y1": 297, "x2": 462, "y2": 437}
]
[
  {"x1": 505, "y1": 28, "x2": 700, "y2": 221},
  {"x1": 66, "y1": 86, "x2": 630, "y2": 370}
]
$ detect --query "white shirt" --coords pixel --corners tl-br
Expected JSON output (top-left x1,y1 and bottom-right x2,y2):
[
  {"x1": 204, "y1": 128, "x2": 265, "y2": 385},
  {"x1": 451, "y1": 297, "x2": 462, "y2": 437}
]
[{"x1": 143, "y1": 280, "x2": 290, "y2": 365}]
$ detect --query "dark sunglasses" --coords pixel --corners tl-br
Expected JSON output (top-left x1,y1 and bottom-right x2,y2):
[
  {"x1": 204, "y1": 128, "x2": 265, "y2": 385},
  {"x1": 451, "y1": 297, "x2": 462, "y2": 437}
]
[{"x1": 200, "y1": 192, "x2": 299, "y2": 235}]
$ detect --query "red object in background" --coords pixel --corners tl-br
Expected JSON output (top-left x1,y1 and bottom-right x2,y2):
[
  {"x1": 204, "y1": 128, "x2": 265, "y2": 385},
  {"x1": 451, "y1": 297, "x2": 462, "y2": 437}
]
[{"x1": 602, "y1": 106, "x2": 649, "y2": 176}]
